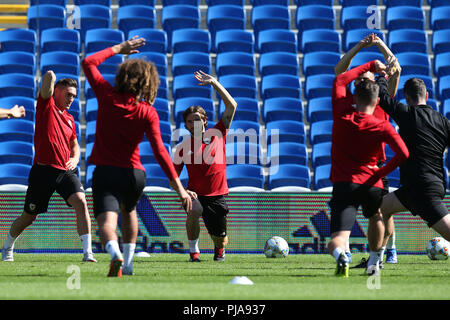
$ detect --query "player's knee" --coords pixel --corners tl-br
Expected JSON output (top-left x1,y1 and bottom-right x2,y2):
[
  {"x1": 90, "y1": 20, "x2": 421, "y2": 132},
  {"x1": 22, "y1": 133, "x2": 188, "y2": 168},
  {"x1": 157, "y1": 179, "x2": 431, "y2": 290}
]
[
  {"x1": 188, "y1": 201, "x2": 203, "y2": 219},
  {"x1": 69, "y1": 192, "x2": 87, "y2": 208}
]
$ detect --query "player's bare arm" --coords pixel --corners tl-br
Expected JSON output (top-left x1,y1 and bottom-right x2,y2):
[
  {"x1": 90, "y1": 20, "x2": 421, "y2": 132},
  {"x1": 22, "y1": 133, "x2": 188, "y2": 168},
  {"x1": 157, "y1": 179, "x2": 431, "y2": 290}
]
[
  {"x1": 0, "y1": 105, "x2": 26, "y2": 119},
  {"x1": 40, "y1": 70, "x2": 56, "y2": 100},
  {"x1": 111, "y1": 36, "x2": 146, "y2": 55},
  {"x1": 334, "y1": 35, "x2": 372, "y2": 76},
  {"x1": 66, "y1": 138, "x2": 80, "y2": 171},
  {"x1": 194, "y1": 70, "x2": 237, "y2": 129},
  {"x1": 169, "y1": 179, "x2": 193, "y2": 213}
]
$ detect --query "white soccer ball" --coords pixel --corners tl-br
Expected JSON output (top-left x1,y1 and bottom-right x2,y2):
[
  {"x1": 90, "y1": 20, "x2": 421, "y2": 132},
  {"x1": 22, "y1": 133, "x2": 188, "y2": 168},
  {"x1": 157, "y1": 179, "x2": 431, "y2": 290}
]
[
  {"x1": 426, "y1": 237, "x2": 449, "y2": 261},
  {"x1": 264, "y1": 236, "x2": 289, "y2": 258}
]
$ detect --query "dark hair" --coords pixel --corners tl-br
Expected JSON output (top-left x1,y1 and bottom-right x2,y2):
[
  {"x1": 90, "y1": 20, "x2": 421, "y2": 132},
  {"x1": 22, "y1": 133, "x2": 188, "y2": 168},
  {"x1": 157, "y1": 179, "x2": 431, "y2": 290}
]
[
  {"x1": 404, "y1": 78, "x2": 427, "y2": 104},
  {"x1": 354, "y1": 79, "x2": 379, "y2": 106},
  {"x1": 55, "y1": 78, "x2": 78, "y2": 89},
  {"x1": 115, "y1": 58, "x2": 160, "y2": 104},
  {"x1": 183, "y1": 106, "x2": 208, "y2": 128}
]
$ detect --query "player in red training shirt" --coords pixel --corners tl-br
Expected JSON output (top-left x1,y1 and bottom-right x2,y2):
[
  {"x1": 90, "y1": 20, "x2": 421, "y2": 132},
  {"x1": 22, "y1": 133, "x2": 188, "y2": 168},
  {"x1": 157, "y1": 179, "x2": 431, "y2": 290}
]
[
  {"x1": 173, "y1": 71, "x2": 237, "y2": 262},
  {"x1": 328, "y1": 60, "x2": 409, "y2": 277},
  {"x1": 334, "y1": 33, "x2": 402, "y2": 265},
  {"x1": 2, "y1": 72, "x2": 96, "y2": 263},
  {"x1": 82, "y1": 37, "x2": 192, "y2": 277}
]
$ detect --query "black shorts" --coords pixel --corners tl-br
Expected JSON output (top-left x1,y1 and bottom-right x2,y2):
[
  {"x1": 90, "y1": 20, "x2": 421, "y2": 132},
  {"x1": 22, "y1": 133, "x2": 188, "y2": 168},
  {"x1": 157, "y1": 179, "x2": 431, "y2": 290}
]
[
  {"x1": 395, "y1": 181, "x2": 448, "y2": 227},
  {"x1": 92, "y1": 165, "x2": 146, "y2": 217},
  {"x1": 24, "y1": 164, "x2": 84, "y2": 215},
  {"x1": 329, "y1": 182, "x2": 383, "y2": 234},
  {"x1": 198, "y1": 195, "x2": 229, "y2": 238}
]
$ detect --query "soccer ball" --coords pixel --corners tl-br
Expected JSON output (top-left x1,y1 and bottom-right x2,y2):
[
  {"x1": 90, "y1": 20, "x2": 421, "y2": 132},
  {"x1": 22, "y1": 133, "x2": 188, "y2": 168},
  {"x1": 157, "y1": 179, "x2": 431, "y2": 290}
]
[
  {"x1": 264, "y1": 236, "x2": 289, "y2": 258},
  {"x1": 426, "y1": 237, "x2": 449, "y2": 260}
]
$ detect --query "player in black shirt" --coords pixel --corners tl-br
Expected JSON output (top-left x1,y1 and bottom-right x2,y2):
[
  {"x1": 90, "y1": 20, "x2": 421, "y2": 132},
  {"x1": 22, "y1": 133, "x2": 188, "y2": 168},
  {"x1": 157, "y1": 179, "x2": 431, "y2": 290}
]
[{"x1": 377, "y1": 60, "x2": 450, "y2": 244}]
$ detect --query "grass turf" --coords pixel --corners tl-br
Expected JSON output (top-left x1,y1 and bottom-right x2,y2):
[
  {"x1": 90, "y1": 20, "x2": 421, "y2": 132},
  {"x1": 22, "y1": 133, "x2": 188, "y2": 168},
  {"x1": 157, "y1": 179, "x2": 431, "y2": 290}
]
[{"x1": 0, "y1": 253, "x2": 448, "y2": 300}]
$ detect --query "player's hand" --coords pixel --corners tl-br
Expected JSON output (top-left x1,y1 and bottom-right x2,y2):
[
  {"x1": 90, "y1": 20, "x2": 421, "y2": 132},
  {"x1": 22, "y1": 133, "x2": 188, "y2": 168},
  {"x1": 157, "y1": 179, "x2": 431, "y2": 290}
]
[
  {"x1": 386, "y1": 55, "x2": 401, "y2": 76},
  {"x1": 194, "y1": 70, "x2": 216, "y2": 86},
  {"x1": 374, "y1": 60, "x2": 387, "y2": 76},
  {"x1": 180, "y1": 191, "x2": 193, "y2": 213},
  {"x1": 186, "y1": 189, "x2": 198, "y2": 199},
  {"x1": 66, "y1": 158, "x2": 78, "y2": 171},
  {"x1": 113, "y1": 36, "x2": 145, "y2": 55},
  {"x1": 9, "y1": 105, "x2": 26, "y2": 118},
  {"x1": 359, "y1": 34, "x2": 373, "y2": 48}
]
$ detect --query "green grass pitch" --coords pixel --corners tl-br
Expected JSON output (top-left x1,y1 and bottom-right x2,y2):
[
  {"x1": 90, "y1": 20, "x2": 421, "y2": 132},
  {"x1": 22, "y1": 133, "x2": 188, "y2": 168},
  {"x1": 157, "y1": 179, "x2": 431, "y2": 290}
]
[{"x1": 0, "y1": 253, "x2": 449, "y2": 301}]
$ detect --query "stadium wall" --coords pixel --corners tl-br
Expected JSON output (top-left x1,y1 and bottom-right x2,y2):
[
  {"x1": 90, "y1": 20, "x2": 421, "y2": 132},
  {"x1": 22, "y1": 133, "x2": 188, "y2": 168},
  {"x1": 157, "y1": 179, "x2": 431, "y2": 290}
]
[{"x1": 0, "y1": 192, "x2": 443, "y2": 255}]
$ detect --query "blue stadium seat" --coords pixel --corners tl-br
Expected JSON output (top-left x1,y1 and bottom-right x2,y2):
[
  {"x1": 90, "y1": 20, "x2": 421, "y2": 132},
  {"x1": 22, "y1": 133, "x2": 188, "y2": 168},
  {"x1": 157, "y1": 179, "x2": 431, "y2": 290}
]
[
  {"x1": 300, "y1": 29, "x2": 340, "y2": 53},
  {"x1": 261, "y1": 74, "x2": 301, "y2": 100},
  {"x1": 296, "y1": 5, "x2": 335, "y2": 32},
  {"x1": 0, "y1": 163, "x2": 31, "y2": 186},
  {"x1": 266, "y1": 120, "x2": 306, "y2": 144},
  {"x1": 251, "y1": 5, "x2": 290, "y2": 44},
  {"x1": 0, "y1": 74, "x2": 35, "y2": 99},
  {"x1": 397, "y1": 74, "x2": 435, "y2": 100},
  {"x1": 310, "y1": 120, "x2": 333, "y2": 144},
  {"x1": 296, "y1": 0, "x2": 332, "y2": 5},
  {"x1": 341, "y1": 6, "x2": 378, "y2": 31},
  {"x1": 0, "y1": 97, "x2": 35, "y2": 122},
  {"x1": 74, "y1": 0, "x2": 111, "y2": 5},
  {"x1": 429, "y1": 0, "x2": 449, "y2": 7},
  {"x1": 154, "y1": 121, "x2": 172, "y2": 145},
  {"x1": 348, "y1": 51, "x2": 384, "y2": 70},
  {"x1": 84, "y1": 74, "x2": 114, "y2": 100},
  {"x1": 225, "y1": 141, "x2": 261, "y2": 165},
  {"x1": 40, "y1": 28, "x2": 80, "y2": 53},
  {"x1": 162, "y1": 5, "x2": 200, "y2": 51},
  {"x1": 132, "y1": 52, "x2": 168, "y2": 76},
  {"x1": 85, "y1": 121, "x2": 97, "y2": 144},
  {"x1": 387, "y1": 168, "x2": 400, "y2": 188},
  {"x1": 85, "y1": 98, "x2": 98, "y2": 122},
  {"x1": 207, "y1": 5, "x2": 245, "y2": 52},
  {"x1": 85, "y1": 28, "x2": 124, "y2": 54},
  {"x1": 85, "y1": 52, "x2": 123, "y2": 75},
  {"x1": 117, "y1": 5, "x2": 156, "y2": 38},
  {"x1": 142, "y1": 164, "x2": 170, "y2": 189},
  {"x1": 207, "y1": 0, "x2": 244, "y2": 5},
  {"x1": 340, "y1": 0, "x2": 377, "y2": 5},
  {"x1": 157, "y1": 75, "x2": 168, "y2": 100},
  {"x1": 305, "y1": 74, "x2": 334, "y2": 100},
  {"x1": 78, "y1": 5, "x2": 112, "y2": 42},
  {"x1": 388, "y1": 29, "x2": 427, "y2": 54},
  {"x1": 0, "y1": 29, "x2": 36, "y2": 54},
  {"x1": 307, "y1": 97, "x2": 332, "y2": 123},
  {"x1": 312, "y1": 141, "x2": 331, "y2": 168},
  {"x1": 385, "y1": 6, "x2": 425, "y2": 30},
  {"x1": 228, "y1": 120, "x2": 260, "y2": 143},
  {"x1": 257, "y1": 29, "x2": 297, "y2": 53},
  {"x1": 439, "y1": 75, "x2": 450, "y2": 101},
  {"x1": 432, "y1": 30, "x2": 450, "y2": 55},
  {"x1": 344, "y1": 29, "x2": 385, "y2": 52},
  {"x1": 215, "y1": 29, "x2": 254, "y2": 54},
  {"x1": 139, "y1": 142, "x2": 171, "y2": 165},
  {"x1": 174, "y1": 97, "x2": 214, "y2": 128},
  {"x1": 268, "y1": 164, "x2": 310, "y2": 190},
  {"x1": 396, "y1": 52, "x2": 431, "y2": 76},
  {"x1": 30, "y1": 0, "x2": 67, "y2": 5},
  {"x1": 128, "y1": 29, "x2": 167, "y2": 53},
  {"x1": 0, "y1": 141, "x2": 34, "y2": 165},
  {"x1": 383, "y1": 0, "x2": 421, "y2": 7},
  {"x1": 0, "y1": 119, "x2": 34, "y2": 143},
  {"x1": 442, "y1": 99, "x2": 450, "y2": 119},
  {"x1": 68, "y1": 99, "x2": 81, "y2": 123},
  {"x1": 314, "y1": 164, "x2": 332, "y2": 190},
  {"x1": 216, "y1": 52, "x2": 255, "y2": 77},
  {"x1": 171, "y1": 52, "x2": 211, "y2": 77},
  {"x1": 172, "y1": 28, "x2": 210, "y2": 53},
  {"x1": 259, "y1": 52, "x2": 298, "y2": 77},
  {"x1": 431, "y1": 6, "x2": 450, "y2": 30},
  {"x1": 27, "y1": 5, "x2": 66, "y2": 36},
  {"x1": 302, "y1": 52, "x2": 341, "y2": 76},
  {"x1": 226, "y1": 164, "x2": 264, "y2": 189},
  {"x1": 267, "y1": 142, "x2": 308, "y2": 166},
  {"x1": 84, "y1": 165, "x2": 95, "y2": 188},
  {"x1": 172, "y1": 74, "x2": 213, "y2": 100},
  {"x1": 162, "y1": 0, "x2": 199, "y2": 5},
  {"x1": 152, "y1": 98, "x2": 170, "y2": 122},
  {"x1": 250, "y1": 0, "x2": 288, "y2": 5},
  {"x1": 218, "y1": 75, "x2": 257, "y2": 99},
  {"x1": 40, "y1": 51, "x2": 80, "y2": 76},
  {"x1": 435, "y1": 52, "x2": 450, "y2": 78},
  {"x1": 119, "y1": 0, "x2": 156, "y2": 5},
  {"x1": 0, "y1": 52, "x2": 35, "y2": 75},
  {"x1": 263, "y1": 97, "x2": 303, "y2": 123},
  {"x1": 219, "y1": 97, "x2": 259, "y2": 122}
]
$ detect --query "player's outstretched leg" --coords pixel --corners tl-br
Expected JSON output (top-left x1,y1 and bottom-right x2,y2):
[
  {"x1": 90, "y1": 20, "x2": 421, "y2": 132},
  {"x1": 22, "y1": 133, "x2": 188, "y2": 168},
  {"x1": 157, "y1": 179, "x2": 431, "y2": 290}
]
[
  {"x1": 212, "y1": 235, "x2": 227, "y2": 262},
  {"x1": 2, "y1": 211, "x2": 37, "y2": 262},
  {"x1": 328, "y1": 231, "x2": 350, "y2": 277},
  {"x1": 97, "y1": 211, "x2": 123, "y2": 277},
  {"x1": 186, "y1": 199, "x2": 202, "y2": 262}
]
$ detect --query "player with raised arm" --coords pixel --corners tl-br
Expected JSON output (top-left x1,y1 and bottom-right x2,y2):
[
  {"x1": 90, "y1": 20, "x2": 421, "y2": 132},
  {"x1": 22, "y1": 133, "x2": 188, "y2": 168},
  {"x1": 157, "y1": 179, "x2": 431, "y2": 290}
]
[
  {"x1": 0, "y1": 105, "x2": 26, "y2": 119},
  {"x1": 334, "y1": 34, "x2": 401, "y2": 264},
  {"x1": 82, "y1": 36, "x2": 192, "y2": 277},
  {"x1": 173, "y1": 70, "x2": 237, "y2": 262},
  {"x1": 1, "y1": 72, "x2": 96, "y2": 263},
  {"x1": 377, "y1": 59, "x2": 450, "y2": 248},
  {"x1": 328, "y1": 60, "x2": 409, "y2": 277}
]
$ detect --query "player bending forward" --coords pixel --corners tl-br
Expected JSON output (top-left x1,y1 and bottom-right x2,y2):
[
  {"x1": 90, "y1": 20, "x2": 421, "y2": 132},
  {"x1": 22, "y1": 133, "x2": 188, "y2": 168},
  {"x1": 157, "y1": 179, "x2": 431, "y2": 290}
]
[
  {"x1": 173, "y1": 70, "x2": 237, "y2": 262},
  {"x1": 328, "y1": 60, "x2": 409, "y2": 277}
]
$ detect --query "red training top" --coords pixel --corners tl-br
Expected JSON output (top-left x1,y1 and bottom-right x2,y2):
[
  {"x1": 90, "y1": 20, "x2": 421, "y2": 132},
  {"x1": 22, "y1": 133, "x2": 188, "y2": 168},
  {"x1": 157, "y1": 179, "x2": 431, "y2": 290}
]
[
  {"x1": 330, "y1": 61, "x2": 409, "y2": 188},
  {"x1": 173, "y1": 120, "x2": 228, "y2": 196},
  {"x1": 34, "y1": 95, "x2": 77, "y2": 171},
  {"x1": 81, "y1": 47, "x2": 178, "y2": 180}
]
